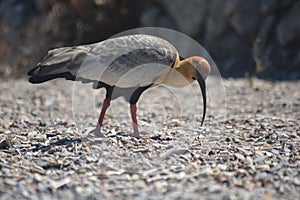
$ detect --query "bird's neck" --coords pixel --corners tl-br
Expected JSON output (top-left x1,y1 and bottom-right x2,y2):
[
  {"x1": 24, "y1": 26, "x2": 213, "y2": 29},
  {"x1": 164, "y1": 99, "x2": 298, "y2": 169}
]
[{"x1": 161, "y1": 60, "x2": 195, "y2": 88}]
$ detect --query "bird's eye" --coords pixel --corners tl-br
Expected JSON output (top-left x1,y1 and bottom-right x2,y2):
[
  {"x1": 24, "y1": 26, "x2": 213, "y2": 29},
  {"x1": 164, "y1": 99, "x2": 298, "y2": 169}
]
[{"x1": 192, "y1": 77, "x2": 196, "y2": 80}]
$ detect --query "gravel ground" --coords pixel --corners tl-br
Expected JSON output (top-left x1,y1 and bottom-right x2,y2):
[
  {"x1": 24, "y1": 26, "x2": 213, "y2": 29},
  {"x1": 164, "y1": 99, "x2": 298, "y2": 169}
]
[{"x1": 0, "y1": 78, "x2": 299, "y2": 199}]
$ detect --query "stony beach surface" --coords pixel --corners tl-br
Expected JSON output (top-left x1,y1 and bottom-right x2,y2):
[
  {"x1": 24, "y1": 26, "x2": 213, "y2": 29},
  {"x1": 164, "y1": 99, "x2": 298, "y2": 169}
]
[{"x1": 0, "y1": 78, "x2": 299, "y2": 199}]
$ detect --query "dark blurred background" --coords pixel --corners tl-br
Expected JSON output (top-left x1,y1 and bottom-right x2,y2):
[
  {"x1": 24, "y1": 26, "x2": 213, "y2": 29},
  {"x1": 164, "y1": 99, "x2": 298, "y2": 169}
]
[{"x1": 0, "y1": 0, "x2": 299, "y2": 80}]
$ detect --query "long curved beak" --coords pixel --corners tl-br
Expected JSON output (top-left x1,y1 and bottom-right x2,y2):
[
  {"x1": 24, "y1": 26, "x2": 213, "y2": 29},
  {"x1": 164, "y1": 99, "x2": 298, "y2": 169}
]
[{"x1": 197, "y1": 73, "x2": 207, "y2": 126}]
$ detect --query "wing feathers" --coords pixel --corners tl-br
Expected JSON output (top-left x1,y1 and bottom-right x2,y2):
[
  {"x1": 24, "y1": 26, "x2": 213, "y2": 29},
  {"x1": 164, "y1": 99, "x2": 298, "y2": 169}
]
[
  {"x1": 28, "y1": 34, "x2": 178, "y2": 86},
  {"x1": 28, "y1": 46, "x2": 89, "y2": 83}
]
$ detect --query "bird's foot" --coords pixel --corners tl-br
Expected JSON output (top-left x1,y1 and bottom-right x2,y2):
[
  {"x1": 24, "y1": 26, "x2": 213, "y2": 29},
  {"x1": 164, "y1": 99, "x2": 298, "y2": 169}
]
[
  {"x1": 132, "y1": 130, "x2": 141, "y2": 139},
  {"x1": 89, "y1": 127, "x2": 106, "y2": 138}
]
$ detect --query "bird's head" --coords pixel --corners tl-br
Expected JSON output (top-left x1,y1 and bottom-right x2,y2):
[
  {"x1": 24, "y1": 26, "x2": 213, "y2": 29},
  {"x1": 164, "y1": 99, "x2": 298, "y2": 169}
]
[
  {"x1": 185, "y1": 56, "x2": 211, "y2": 80},
  {"x1": 182, "y1": 56, "x2": 211, "y2": 126}
]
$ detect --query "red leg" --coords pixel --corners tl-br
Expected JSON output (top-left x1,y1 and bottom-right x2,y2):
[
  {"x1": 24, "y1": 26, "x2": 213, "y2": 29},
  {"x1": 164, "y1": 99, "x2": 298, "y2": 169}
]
[
  {"x1": 94, "y1": 98, "x2": 111, "y2": 137},
  {"x1": 130, "y1": 104, "x2": 140, "y2": 138}
]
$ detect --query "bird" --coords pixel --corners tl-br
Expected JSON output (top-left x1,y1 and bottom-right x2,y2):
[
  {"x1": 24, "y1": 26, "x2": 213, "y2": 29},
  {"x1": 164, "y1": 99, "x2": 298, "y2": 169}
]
[{"x1": 28, "y1": 34, "x2": 211, "y2": 138}]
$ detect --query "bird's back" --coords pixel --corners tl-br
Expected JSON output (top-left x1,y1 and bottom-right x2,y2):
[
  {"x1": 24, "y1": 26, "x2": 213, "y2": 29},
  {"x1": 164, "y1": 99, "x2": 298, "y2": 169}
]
[{"x1": 28, "y1": 34, "x2": 178, "y2": 88}]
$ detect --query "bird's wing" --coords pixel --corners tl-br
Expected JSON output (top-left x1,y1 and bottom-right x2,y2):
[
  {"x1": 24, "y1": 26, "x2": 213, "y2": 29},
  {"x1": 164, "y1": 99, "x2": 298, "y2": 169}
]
[{"x1": 28, "y1": 34, "x2": 178, "y2": 87}]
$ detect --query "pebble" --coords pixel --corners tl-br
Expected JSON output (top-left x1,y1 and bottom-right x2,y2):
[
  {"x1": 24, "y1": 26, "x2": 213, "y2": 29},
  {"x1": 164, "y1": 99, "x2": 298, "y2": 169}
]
[
  {"x1": 234, "y1": 153, "x2": 245, "y2": 160},
  {"x1": 254, "y1": 156, "x2": 269, "y2": 163},
  {"x1": 0, "y1": 138, "x2": 10, "y2": 149}
]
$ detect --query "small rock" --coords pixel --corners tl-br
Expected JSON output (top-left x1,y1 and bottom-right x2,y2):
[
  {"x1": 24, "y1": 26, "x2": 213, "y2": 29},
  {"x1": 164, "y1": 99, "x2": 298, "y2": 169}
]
[
  {"x1": 234, "y1": 153, "x2": 245, "y2": 160},
  {"x1": 254, "y1": 155, "x2": 269, "y2": 163},
  {"x1": 0, "y1": 138, "x2": 11, "y2": 149}
]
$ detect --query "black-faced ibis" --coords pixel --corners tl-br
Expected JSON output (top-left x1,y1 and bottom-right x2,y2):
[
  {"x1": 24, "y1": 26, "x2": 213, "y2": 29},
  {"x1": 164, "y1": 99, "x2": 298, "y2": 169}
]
[{"x1": 28, "y1": 34, "x2": 211, "y2": 138}]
